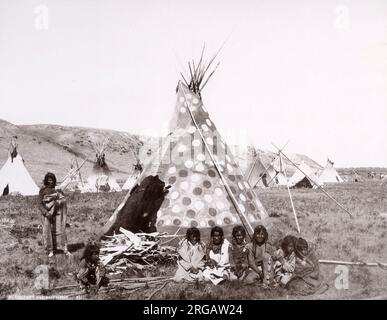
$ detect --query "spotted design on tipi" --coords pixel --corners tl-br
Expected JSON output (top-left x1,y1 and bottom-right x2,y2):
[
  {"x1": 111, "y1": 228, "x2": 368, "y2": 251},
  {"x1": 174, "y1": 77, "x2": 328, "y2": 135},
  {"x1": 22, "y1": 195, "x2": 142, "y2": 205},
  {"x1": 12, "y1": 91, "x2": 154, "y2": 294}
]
[{"x1": 134, "y1": 83, "x2": 267, "y2": 231}]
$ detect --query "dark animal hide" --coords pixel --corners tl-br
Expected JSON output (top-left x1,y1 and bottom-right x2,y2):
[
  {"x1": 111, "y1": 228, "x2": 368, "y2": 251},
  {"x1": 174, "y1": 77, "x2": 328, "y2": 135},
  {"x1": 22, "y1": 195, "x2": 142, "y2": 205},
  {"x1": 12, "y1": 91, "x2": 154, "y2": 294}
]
[{"x1": 104, "y1": 175, "x2": 170, "y2": 235}]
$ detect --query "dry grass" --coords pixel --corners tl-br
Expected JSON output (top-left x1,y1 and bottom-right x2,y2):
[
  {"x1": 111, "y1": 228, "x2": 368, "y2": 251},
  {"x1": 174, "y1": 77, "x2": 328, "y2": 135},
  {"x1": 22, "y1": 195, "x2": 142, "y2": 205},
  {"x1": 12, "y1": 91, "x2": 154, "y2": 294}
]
[{"x1": 0, "y1": 180, "x2": 386, "y2": 300}]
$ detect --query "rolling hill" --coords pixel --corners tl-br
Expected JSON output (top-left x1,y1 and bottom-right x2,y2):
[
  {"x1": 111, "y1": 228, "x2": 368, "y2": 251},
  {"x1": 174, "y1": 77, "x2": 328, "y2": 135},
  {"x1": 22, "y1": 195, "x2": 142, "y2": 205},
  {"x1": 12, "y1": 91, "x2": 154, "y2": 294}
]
[{"x1": 0, "y1": 118, "x2": 341, "y2": 188}]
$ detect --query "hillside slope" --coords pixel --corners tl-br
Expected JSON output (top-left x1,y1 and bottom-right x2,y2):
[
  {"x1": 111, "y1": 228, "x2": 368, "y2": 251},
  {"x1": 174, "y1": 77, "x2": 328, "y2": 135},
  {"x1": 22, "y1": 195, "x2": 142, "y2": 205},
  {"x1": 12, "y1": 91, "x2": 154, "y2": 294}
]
[
  {"x1": 1, "y1": 119, "x2": 329, "y2": 187},
  {"x1": 0, "y1": 120, "x2": 143, "y2": 186}
]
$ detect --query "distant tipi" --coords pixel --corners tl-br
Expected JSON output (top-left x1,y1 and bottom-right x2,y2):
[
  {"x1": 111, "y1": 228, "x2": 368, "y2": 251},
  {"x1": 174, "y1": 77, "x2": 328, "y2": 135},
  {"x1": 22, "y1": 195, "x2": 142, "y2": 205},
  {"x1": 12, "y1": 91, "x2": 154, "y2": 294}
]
[
  {"x1": 83, "y1": 139, "x2": 121, "y2": 192},
  {"x1": 59, "y1": 156, "x2": 87, "y2": 192},
  {"x1": 269, "y1": 155, "x2": 288, "y2": 186},
  {"x1": 287, "y1": 161, "x2": 323, "y2": 188},
  {"x1": 245, "y1": 154, "x2": 271, "y2": 188},
  {"x1": 318, "y1": 159, "x2": 344, "y2": 183},
  {"x1": 105, "y1": 57, "x2": 267, "y2": 237},
  {"x1": 246, "y1": 153, "x2": 288, "y2": 188},
  {"x1": 0, "y1": 140, "x2": 39, "y2": 196}
]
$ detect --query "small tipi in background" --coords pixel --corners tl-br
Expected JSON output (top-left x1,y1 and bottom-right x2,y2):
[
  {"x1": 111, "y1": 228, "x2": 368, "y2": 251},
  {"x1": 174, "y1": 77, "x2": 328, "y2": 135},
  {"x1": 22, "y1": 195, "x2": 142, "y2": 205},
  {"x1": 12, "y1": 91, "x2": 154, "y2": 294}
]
[
  {"x1": 287, "y1": 161, "x2": 324, "y2": 189},
  {"x1": 269, "y1": 154, "x2": 288, "y2": 186},
  {"x1": 245, "y1": 152, "x2": 288, "y2": 188},
  {"x1": 105, "y1": 54, "x2": 267, "y2": 238},
  {"x1": 245, "y1": 154, "x2": 270, "y2": 188},
  {"x1": 59, "y1": 156, "x2": 87, "y2": 192},
  {"x1": 0, "y1": 139, "x2": 39, "y2": 196},
  {"x1": 84, "y1": 139, "x2": 121, "y2": 192},
  {"x1": 318, "y1": 159, "x2": 344, "y2": 183}
]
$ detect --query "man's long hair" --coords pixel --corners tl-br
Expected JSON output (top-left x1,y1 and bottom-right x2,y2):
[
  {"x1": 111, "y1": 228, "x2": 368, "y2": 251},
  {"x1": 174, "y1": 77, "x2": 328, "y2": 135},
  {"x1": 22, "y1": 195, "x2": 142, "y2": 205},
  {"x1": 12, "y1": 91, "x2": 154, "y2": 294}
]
[{"x1": 43, "y1": 172, "x2": 57, "y2": 187}]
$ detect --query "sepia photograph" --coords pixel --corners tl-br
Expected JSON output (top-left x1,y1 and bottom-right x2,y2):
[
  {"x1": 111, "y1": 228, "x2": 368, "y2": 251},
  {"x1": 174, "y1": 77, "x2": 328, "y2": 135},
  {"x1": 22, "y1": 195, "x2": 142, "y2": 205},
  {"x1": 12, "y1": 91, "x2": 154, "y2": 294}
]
[{"x1": 0, "y1": 0, "x2": 386, "y2": 307}]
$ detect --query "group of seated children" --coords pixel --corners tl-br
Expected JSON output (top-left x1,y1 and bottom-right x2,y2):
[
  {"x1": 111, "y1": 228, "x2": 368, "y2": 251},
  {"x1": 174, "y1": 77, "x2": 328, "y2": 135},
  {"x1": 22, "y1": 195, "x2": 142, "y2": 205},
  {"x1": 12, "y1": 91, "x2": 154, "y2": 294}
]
[
  {"x1": 75, "y1": 225, "x2": 323, "y2": 296},
  {"x1": 173, "y1": 225, "x2": 324, "y2": 295}
]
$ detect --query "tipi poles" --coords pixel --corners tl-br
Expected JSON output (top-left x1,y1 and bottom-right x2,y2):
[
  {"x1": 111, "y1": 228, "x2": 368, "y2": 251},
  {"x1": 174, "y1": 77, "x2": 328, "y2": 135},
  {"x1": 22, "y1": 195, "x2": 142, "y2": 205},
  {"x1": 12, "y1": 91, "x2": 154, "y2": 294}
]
[
  {"x1": 61, "y1": 158, "x2": 87, "y2": 184},
  {"x1": 61, "y1": 167, "x2": 75, "y2": 184},
  {"x1": 265, "y1": 171, "x2": 279, "y2": 187},
  {"x1": 246, "y1": 153, "x2": 260, "y2": 182},
  {"x1": 252, "y1": 141, "x2": 289, "y2": 188},
  {"x1": 282, "y1": 153, "x2": 300, "y2": 233},
  {"x1": 75, "y1": 157, "x2": 85, "y2": 188},
  {"x1": 252, "y1": 163, "x2": 270, "y2": 188},
  {"x1": 62, "y1": 158, "x2": 87, "y2": 191},
  {"x1": 287, "y1": 179, "x2": 300, "y2": 233},
  {"x1": 180, "y1": 85, "x2": 255, "y2": 238},
  {"x1": 272, "y1": 144, "x2": 353, "y2": 218}
]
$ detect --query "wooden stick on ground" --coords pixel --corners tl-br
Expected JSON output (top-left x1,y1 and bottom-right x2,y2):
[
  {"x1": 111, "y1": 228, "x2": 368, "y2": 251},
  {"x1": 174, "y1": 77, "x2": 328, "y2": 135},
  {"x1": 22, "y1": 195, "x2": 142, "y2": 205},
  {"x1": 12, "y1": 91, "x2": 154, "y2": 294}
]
[
  {"x1": 147, "y1": 280, "x2": 170, "y2": 300},
  {"x1": 319, "y1": 259, "x2": 387, "y2": 268},
  {"x1": 109, "y1": 276, "x2": 169, "y2": 283}
]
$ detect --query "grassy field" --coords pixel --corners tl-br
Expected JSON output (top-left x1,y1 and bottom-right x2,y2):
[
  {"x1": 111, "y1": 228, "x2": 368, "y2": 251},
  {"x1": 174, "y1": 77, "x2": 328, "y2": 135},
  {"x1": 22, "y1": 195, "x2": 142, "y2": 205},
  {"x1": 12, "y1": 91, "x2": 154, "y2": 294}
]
[{"x1": 0, "y1": 180, "x2": 386, "y2": 300}]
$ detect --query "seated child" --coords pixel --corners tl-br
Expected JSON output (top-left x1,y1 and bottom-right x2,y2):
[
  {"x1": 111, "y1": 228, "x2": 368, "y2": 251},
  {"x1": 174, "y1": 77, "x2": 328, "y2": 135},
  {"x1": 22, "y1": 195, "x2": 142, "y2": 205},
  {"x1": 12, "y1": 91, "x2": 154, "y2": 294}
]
[
  {"x1": 77, "y1": 242, "x2": 109, "y2": 294},
  {"x1": 229, "y1": 225, "x2": 249, "y2": 281},
  {"x1": 203, "y1": 226, "x2": 231, "y2": 285},
  {"x1": 286, "y1": 238, "x2": 325, "y2": 295},
  {"x1": 245, "y1": 225, "x2": 272, "y2": 286},
  {"x1": 272, "y1": 235, "x2": 297, "y2": 287},
  {"x1": 173, "y1": 227, "x2": 206, "y2": 282}
]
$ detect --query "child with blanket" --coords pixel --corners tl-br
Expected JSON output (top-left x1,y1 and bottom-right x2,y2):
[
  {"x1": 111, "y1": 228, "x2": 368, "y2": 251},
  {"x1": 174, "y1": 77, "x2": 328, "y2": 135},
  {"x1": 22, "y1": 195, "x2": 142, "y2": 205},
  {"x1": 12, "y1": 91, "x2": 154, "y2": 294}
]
[
  {"x1": 173, "y1": 227, "x2": 206, "y2": 282},
  {"x1": 245, "y1": 225, "x2": 272, "y2": 286},
  {"x1": 286, "y1": 238, "x2": 327, "y2": 295},
  {"x1": 272, "y1": 235, "x2": 297, "y2": 287},
  {"x1": 229, "y1": 225, "x2": 249, "y2": 281},
  {"x1": 77, "y1": 241, "x2": 109, "y2": 294},
  {"x1": 203, "y1": 226, "x2": 231, "y2": 285}
]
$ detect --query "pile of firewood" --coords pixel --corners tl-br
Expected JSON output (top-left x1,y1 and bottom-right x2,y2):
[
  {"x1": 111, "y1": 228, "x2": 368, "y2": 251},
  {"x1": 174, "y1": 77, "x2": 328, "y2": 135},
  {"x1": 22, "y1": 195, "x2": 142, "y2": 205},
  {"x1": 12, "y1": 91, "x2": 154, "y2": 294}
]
[{"x1": 100, "y1": 227, "x2": 179, "y2": 275}]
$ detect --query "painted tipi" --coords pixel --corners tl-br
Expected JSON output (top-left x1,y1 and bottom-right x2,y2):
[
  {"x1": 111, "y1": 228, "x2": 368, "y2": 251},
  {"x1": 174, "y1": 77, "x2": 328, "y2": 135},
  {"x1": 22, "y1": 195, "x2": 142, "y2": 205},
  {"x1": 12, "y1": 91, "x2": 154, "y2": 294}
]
[
  {"x1": 106, "y1": 59, "x2": 267, "y2": 237},
  {"x1": 318, "y1": 159, "x2": 344, "y2": 183},
  {"x1": 0, "y1": 141, "x2": 39, "y2": 196}
]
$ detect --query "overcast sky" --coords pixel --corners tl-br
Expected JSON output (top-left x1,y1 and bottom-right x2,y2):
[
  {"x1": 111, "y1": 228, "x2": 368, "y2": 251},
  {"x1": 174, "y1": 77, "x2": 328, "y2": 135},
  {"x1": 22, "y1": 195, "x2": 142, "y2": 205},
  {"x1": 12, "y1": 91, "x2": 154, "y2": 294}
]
[{"x1": 0, "y1": 0, "x2": 386, "y2": 167}]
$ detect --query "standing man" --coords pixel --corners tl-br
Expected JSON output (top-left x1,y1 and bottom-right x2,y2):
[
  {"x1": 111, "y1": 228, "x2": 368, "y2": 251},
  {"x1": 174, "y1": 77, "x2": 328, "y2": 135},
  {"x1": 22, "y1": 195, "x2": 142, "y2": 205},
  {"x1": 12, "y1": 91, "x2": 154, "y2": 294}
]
[{"x1": 38, "y1": 172, "x2": 70, "y2": 257}]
